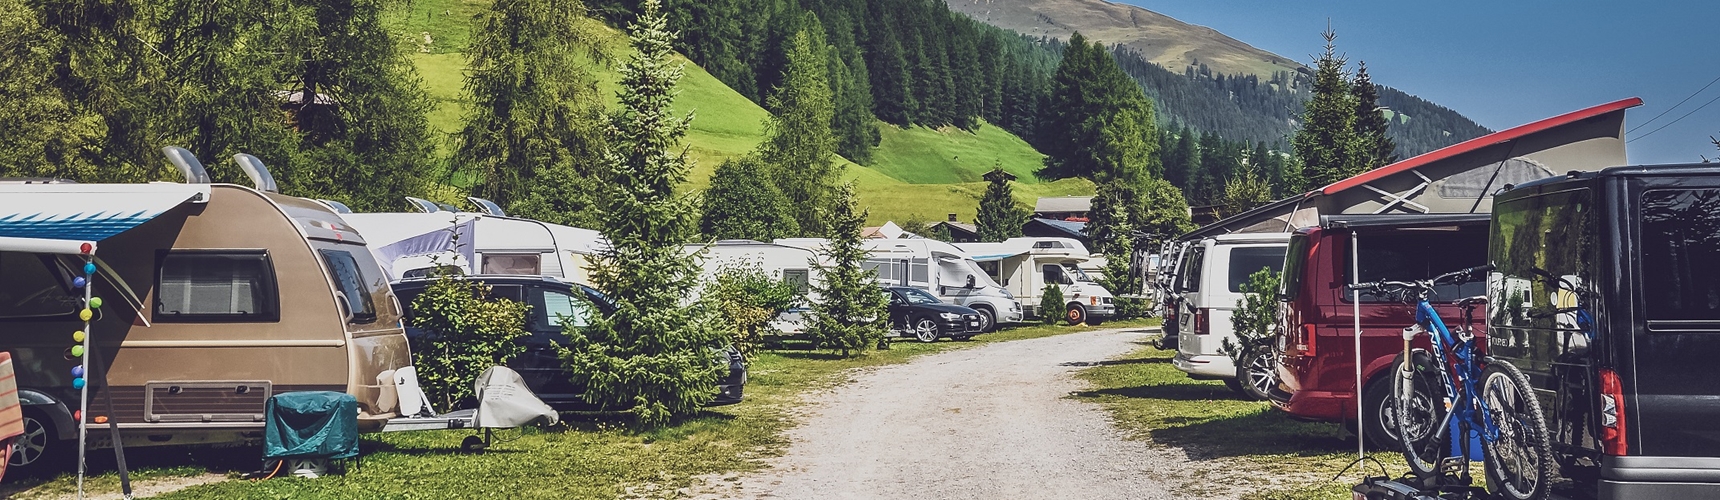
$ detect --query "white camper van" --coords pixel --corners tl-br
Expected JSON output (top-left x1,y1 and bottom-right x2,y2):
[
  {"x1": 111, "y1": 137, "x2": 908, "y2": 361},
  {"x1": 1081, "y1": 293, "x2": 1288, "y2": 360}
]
[
  {"x1": 856, "y1": 239, "x2": 1022, "y2": 332},
  {"x1": 342, "y1": 213, "x2": 604, "y2": 284},
  {"x1": 1171, "y1": 233, "x2": 1289, "y2": 389},
  {"x1": 683, "y1": 240, "x2": 821, "y2": 334},
  {"x1": 956, "y1": 237, "x2": 1116, "y2": 325}
]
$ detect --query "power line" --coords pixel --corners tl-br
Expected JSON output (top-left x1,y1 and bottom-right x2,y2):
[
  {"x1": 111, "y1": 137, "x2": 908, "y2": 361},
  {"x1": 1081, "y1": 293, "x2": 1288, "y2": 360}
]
[
  {"x1": 1627, "y1": 74, "x2": 1720, "y2": 134},
  {"x1": 1627, "y1": 92, "x2": 1720, "y2": 143}
]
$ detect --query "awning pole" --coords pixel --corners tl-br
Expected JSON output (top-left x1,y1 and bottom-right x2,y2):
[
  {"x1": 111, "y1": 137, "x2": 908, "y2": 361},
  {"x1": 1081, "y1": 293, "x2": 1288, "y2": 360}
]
[
  {"x1": 77, "y1": 253, "x2": 91, "y2": 499},
  {"x1": 1352, "y1": 230, "x2": 1364, "y2": 461}
]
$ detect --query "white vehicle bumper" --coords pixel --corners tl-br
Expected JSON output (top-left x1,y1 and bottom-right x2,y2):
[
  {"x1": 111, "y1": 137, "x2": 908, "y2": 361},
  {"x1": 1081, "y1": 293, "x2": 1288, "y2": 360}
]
[{"x1": 1173, "y1": 352, "x2": 1236, "y2": 379}]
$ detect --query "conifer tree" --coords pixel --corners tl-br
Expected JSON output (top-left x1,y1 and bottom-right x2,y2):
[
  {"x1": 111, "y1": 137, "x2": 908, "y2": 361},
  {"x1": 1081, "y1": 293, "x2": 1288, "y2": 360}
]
[
  {"x1": 806, "y1": 183, "x2": 890, "y2": 356},
  {"x1": 700, "y1": 156, "x2": 797, "y2": 241},
  {"x1": 1351, "y1": 62, "x2": 1399, "y2": 170},
  {"x1": 1085, "y1": 179, "x2": 1138, "y2": 257},
  {"x1": 562, "y1": 0, "x2": 727, "y2": 426},
  {"x1": 1037, "y1": 33, "x2": 1159, "y2": 182},
  {"x1": 26, "y1": 0, "x2": 171, "y2": 183},
  {"x1": 458, "y1": 0, "x2": 608, "y2": 220},
  {"x1": 1220, "y1": 167, "x2": 1274, "y2": 218},
  {"x1": 975, "y1": 167, "x2": 1028, "y2": 241},
  {"x1": 826, "y1": 15, "x2": 880, "y2": 165},
  {"x1": 1291, "y1": 27, "x2": 1364, "y2": 192},
  {"x1": 760, "y1": 18, "x2": 840, "y2": 237}
]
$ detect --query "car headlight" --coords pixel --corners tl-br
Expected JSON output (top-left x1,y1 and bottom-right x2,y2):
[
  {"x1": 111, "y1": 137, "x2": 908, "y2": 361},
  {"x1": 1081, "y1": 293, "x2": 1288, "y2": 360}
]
[{"x1": 940, "y1": 312, "x2": 962, "y2": 320}]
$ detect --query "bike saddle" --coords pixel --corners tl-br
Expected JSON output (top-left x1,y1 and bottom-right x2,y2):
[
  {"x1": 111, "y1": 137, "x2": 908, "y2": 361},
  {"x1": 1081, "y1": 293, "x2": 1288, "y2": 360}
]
[{"x1": 1454, "y1": 296, "x2": 1487, "y2": 307}]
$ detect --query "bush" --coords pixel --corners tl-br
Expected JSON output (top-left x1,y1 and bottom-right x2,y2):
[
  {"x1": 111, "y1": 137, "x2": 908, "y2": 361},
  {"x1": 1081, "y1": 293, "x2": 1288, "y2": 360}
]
[
  {"x1": 707, "y1": 260, "x2": 801, "y2": 359},
  {"x1": 409, "y1": 276, "x2": 531, "y2": 411},
  {"x1": 1224, "y1": 268, "x2": 1281, "y2": 362},
  {"x1": 1040, "y1": 283, "x2": 1066, "y2": 325}
]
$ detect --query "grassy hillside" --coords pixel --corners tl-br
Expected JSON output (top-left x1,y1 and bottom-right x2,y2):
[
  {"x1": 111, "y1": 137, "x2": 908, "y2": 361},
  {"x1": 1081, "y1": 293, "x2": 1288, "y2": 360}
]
[{"x1": 392, "y1": 1, "x2": 1088, "y2": 225}]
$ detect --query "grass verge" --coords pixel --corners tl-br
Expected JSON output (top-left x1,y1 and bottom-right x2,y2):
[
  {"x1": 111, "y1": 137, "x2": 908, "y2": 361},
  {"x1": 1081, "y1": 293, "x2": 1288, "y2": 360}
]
[{"x1": 4, "y1": 319, "x2": 1153, "y2": 500}]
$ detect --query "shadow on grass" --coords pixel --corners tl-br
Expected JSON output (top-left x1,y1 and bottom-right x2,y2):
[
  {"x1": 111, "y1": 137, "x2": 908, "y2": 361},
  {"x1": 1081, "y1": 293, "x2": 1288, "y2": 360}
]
[
  {"x1": 0, "y1": 443, "x2": 256, "y2": 495},
  {"x1": 1072, "y1": 382, "x2": 1236, "y2": 402},
  {"x1": 1060, "y1": 357, "x2": 1167, "y2": 367},
  {"x1": 1151, "y1": 409, "x2": 1350, "y2": 460}
]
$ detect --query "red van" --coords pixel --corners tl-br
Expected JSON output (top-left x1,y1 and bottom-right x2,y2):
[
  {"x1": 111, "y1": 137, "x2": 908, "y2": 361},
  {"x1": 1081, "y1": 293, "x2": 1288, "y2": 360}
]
[{"x1": 1272, "y1": 214, "x2": 1490, "y2": 447}]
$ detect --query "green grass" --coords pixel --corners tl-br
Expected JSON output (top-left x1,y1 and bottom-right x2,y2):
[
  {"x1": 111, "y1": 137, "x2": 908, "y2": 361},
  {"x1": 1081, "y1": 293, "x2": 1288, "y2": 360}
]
[
  {"x1": 393, "y1": 0, "x2": 1090, "y2": 226},
  {"x1": 5, "y1": 320, "x2": 1153, "y2": 499},
  {"x1": 1072, "y1": 342, "x2": 1408, "y2": 499}
]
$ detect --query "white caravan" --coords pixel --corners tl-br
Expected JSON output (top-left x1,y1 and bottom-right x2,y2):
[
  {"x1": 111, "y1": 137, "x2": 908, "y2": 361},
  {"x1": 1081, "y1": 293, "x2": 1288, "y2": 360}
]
[
  {"x1": 857, "y1": 239, "x2": 1022, "y2": 331},
  {"x1": 341, "y1": 213, "x2": 605, "y2": 283},
  {"x1": 955, "y1": 237, "x2": 1117, "y2": 325},
  {"x1": 683, "y1": 240, "x2": 821, "y2": 333}
]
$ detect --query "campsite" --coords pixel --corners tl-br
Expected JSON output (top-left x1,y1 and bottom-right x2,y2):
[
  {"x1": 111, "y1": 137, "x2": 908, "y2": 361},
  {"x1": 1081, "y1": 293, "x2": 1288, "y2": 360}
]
[{"x1": 3, "y1": 0, "x2": 1719, "y2": 499}]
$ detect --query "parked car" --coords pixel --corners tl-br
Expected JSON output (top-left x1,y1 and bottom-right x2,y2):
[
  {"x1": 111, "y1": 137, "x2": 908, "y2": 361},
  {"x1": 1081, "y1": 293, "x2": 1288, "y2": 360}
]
[
  {"x1": 391, "y1": 275, "x2": 747, "y2": 410},
  {"x1": 1172, "y1": 233, "x2": 1289, "y2": 398},
  {"x1": 882, "y1": 286, "x2": 986, "y2": 342},
  {"x1": 1271, "y1": 214, "x2": 1490, "y2": 449},
  {"x1": 1486, "y1": 165, "x2": 1720, "y2": 498}
]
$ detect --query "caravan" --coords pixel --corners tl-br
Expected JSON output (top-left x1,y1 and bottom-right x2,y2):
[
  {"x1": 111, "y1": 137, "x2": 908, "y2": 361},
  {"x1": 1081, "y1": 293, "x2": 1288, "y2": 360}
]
[
  {"x1": 955, "y1": 238, "x2": 1116, "y2": 326},
  {"x1": 341, "y1": 212, "x2": 605, "y2": 284},
  {"x1": 0, "y1": 152, "x2": 411, "y2": 475}
]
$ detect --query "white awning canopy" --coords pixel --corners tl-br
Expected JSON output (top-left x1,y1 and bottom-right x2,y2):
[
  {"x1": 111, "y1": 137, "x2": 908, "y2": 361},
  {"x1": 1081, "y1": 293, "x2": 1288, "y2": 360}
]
[{"x1": 0, "y1": 183, "x2": 210, "y2": 254}]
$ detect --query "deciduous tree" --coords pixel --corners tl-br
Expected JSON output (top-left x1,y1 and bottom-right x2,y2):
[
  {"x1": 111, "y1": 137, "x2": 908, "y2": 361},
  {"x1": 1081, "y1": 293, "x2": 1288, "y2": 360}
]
[{"x1": 700, "y1": 156, "x2": 797, "y2": 240}]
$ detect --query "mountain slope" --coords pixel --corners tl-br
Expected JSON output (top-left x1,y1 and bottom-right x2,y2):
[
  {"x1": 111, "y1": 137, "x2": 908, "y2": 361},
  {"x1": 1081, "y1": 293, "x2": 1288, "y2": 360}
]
[{"x1": 945, "y1": 0, "x2": 1301, "y2": 79}]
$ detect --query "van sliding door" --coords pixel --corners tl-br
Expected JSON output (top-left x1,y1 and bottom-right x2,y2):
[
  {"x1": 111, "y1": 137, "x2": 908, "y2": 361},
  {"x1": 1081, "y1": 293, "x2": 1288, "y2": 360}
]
[{"x1": 1632, "y1": 186, "x2": 1720, "y2": 457}]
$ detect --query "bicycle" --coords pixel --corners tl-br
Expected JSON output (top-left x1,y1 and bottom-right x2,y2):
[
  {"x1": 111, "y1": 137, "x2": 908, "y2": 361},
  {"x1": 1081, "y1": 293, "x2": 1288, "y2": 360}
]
[{"x1": 1347, "y1": 265, "x2": 1553, "y2": 500}]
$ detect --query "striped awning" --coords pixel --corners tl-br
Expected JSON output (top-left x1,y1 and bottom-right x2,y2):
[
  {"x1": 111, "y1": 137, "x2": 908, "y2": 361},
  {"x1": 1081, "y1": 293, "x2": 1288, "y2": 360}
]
[{"x1": 0, "y1": 183, "x2": 210, "y2": 254}]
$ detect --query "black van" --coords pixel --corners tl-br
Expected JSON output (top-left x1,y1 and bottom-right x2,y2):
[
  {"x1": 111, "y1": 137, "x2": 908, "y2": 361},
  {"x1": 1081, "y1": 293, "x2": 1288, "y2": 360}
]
[{"x1": 1487, "y1": 164, "x2": 1720, "y2": 498}]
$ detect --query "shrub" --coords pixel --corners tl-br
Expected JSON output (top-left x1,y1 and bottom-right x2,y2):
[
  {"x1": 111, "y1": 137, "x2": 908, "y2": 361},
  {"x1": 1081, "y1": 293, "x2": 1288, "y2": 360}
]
[
  {"x1": 409, "y1": 276, "x2": 531, "y2": 411},
  {"x1": 1224, "y1": 268, "x2": 1281, "y2": 362},
  {"x1": 1040, "y1": 283, "x2": 1066, "y2": 325},
  {"x1": 707, "y1": 260, "x2": 801, "y2": 359}
]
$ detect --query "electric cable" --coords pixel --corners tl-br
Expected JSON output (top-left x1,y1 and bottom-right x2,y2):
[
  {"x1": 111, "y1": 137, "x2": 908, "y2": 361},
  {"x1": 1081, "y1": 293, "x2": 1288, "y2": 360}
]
[
  {"x1": 1626, "y1": 74, "x2": 1720, "y2": 134},
  {"x1": 1627, "y1": 92, "x2": 1720, "y2": 143}
]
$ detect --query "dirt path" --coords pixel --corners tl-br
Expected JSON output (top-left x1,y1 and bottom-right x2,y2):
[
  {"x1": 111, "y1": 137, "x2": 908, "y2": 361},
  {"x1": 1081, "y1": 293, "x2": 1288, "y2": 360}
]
[{"x1": 694, "y1": 327, "x2": 1225, "y2": 500}]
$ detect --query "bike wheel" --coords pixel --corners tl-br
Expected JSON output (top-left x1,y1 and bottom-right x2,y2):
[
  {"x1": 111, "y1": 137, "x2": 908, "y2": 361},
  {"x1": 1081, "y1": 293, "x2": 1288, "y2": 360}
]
[
  {"x1": 1392, "y1": 349, "x2": 1449, "y2": 477},
  {"x1": 1481, "y1": 361, "x2": 1554, "y2": 500}
]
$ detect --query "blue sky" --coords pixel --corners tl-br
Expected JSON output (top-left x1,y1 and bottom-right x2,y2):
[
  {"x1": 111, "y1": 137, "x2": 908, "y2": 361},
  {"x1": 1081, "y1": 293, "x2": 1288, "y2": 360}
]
[{"x1": 1119, "y1": 0, "x2": 1720, "y2": 165}]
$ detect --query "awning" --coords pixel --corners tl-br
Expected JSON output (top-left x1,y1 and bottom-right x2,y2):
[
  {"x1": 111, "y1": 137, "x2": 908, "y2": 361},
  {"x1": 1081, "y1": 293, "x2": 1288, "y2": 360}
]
[
  {"x1": 1320, "y1": 213, "x2": 1491, "y2": 230},
  {"x1": 341, "y1": 212, "x2": 480, "y2": 277},
  {"x1": 968, "y1": 252, "x2": 1028, "y2": 262},
  {"x1": 0, "y1": 184, "x2": 211, "y2": 254}
]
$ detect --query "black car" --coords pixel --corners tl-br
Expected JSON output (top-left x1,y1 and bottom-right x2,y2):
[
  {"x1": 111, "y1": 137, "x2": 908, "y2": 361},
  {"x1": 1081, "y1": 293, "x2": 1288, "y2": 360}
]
[
  {"x1": 392, "y1": 275, "x2": 746, "y2": 410},
  {"x1": 884, "y1": 286, "x2": 985, "y2": 342},
  {"x1": 1487, "y1": 164, "x2": 1720, "y2": 498}
]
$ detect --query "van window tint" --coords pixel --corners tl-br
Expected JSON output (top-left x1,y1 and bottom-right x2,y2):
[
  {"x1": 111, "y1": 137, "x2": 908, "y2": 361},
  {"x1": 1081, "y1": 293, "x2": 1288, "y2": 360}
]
[
  {"x1": 320, "y1": 249, "x2": 378, "y2": 324},
  {"x1": 1349, "y1": 227, "x2": 1489, "y2": 303},
  {"x1": 1488, "y1": 189, "x2": 1593, "y2": 330},
  {"x1": 156, "y1": 251, "x2": 280, "y2": 322},
  {"x1": 536, "y1": 289, "x2": 595, "y2": 329},
  {"x1": 1640, "y1": 188, "x2": 1720, "y2": 321},
  {"x1": 0, "y1": 252, "x2": 80, "y2": 319},
  {"x1": 1279, "y1": 235, "x2": 1310, "y2": 301},
  {"x1": 1227, "y1": 246, "x2": 1286, "y2": 293},
  {"x1": 1180, "y1": 247, "x2": 1206, "y2": 293}
]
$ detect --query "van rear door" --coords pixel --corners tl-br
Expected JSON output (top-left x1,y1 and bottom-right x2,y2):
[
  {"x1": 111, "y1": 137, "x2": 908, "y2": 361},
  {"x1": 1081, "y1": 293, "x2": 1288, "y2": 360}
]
[{"x1": 1630, "y1": 183, "x2": 1720, "y2": 457}]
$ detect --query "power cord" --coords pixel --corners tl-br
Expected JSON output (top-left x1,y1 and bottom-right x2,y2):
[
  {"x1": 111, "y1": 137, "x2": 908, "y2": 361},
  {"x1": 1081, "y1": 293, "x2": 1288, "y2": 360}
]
[{"x1": 1330, "y1": 454, "x2": 1392, "y2": 483}]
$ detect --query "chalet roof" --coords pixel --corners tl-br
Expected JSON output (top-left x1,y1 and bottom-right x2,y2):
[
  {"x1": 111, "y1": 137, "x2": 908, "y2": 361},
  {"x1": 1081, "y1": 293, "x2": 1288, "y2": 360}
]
[{"x1": 1034, "y1": 196, "x2": 1092, "y2": 213}]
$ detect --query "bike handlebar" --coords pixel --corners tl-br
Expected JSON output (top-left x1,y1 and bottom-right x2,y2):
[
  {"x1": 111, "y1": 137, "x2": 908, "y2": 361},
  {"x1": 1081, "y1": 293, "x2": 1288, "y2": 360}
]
[{"x1": 1343, "y1": 265, "x2": 1496, "y2": 298}]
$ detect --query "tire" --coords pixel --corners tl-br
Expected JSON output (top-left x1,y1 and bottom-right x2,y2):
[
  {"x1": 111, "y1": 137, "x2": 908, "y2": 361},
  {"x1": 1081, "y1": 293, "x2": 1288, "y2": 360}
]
[
  {"x1": 1482, "y1": 361, "x2": 1554, "y2": 500},
  {"x1": 913, "y1": 317, "x2": 941, "y2": 343},
  {"x1": 972, "y1": 306, "x2": 997, "y2": 333},
  {"x1": 1223, "y1": 377, "x2": 1246, "y2": 395},
  {"x1": 1065, "y1": 304, "x2": 1086, "y2": 326},
  {"x1": 1360, "y1": 373, "x2": 1401, "y2": 451},
  {"x1": 8, "y1": 408, "x2": 67, "y2": 477},
  {"x1": 1236, "y1": 344, "x2": 1276, "y2": 401},
  {"x1": 1392, "y1": 349, "x2": 1451, "y2": 478}
]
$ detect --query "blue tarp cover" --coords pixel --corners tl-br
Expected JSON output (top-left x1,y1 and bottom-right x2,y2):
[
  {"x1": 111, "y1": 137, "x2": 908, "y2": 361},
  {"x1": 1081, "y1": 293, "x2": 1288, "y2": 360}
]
[{"x1": 264, "y1": 391, "x2": 359, "y2": 460}]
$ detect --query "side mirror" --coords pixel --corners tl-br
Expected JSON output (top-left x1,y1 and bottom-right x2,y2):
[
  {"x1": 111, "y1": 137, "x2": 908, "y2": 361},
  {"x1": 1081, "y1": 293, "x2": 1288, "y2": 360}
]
[
  {"x1": 966, "y1": 275, "x2": 977, "y2": 288},
  {"x1": 335, "y1": 294, "x2": 355, "y2": 324},
  {"x1": 1060, "y1": 276, "x2": 1075, "y2": 285}
]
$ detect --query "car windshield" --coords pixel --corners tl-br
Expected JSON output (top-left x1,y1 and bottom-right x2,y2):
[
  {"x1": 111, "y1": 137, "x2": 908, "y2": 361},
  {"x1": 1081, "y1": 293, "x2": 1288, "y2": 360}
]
[
  {"x1": 1062, "y1": 264, "x2": 1094, "y2": 282},
  {"x1": 898, "y1": 288, "x2": 941, "y2": 304}
]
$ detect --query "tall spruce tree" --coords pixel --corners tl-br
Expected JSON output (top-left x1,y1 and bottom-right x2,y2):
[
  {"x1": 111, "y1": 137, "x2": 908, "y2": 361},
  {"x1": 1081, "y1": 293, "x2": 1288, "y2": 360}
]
[
  {"x1": 562, "y1": 0, "x2": 727, "y2": 426},
  {"x1": 825, "y1": 13, "x2": 880, "y2": 164},
  {"x1": 806, "y1": 183, "x2": 890, "y2": 356},
  {"x1": 1085, "y1": 179, "x2": 1138, "y2": 256},
  {"x1": 700, "y1": 156, "x2": 797, "y2": 240},
  {"x1": 1291, "y1": 27, "x2": 1364, "y2": 192},
  {"x1": 1037, "y1": 33, "x2": 1160, "y2": 182},
  {"x1": 1220, "y1": 167, "x2": 1273, "y2": 218},
  {"x1": 27, "y1": 0, "x2": 171, "y2": 183},
  {"x1": 975, "y1": 167, "x2": 1028, "y2": 241},
  {"x1": 457, "y1": 0, "x2": 608, "y2": 221},
  {"x1": 1351, "y1": 62, "x2": 1398, "y2": 170},
  {"x1": 760, "y1": 18, "x2": 840, "y2": 236}
]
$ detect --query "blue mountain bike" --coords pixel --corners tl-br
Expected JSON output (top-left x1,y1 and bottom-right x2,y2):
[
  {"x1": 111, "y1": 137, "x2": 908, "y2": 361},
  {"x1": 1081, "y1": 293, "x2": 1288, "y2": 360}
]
[{"x1": 1348, "y1": 265, "x2": 1553, "y2": 500}]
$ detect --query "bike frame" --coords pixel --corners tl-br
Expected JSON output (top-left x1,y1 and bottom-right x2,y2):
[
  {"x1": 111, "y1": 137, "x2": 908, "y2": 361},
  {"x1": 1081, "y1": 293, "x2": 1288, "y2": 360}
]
[{"x1": 1410, "y1": 296, "x2": 1500, "y2": 462}]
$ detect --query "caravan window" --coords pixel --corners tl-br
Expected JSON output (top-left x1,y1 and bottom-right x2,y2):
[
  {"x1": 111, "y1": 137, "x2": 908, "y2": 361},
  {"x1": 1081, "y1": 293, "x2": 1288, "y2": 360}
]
[
  {"x1": 155, "y1": 251, "x2": 280, "y2": 322},
  {"x1": 0, "y1": 251, "x2": 80, "y2": 319},
  {"x1": 482, "y1": 254, "x2": 541, "y2": 275},
  {"x1": 783, "y1": 269, "x2": 811, "y2": 296},
  {"x1": 319, "y1": 249, "x2": 378, "y2": 324}
]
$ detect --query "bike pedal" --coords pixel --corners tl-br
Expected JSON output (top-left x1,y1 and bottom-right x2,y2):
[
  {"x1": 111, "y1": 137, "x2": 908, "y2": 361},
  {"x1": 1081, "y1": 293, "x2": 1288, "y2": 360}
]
[{"x1": 1439, "y1": 456, "x2": 1465, "y2": 476}]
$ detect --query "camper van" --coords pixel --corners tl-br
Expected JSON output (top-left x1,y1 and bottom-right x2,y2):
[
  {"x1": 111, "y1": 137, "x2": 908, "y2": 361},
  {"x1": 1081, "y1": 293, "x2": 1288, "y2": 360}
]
[
  {"x1": 1172, "y1": 233, "x2": 1289, "y2": 396},
  {"x1": 341, "y1": 212, "x2": 604, "y2": 283},
  {"x1": 857, "y1": 239, "x2": 1021, "y2": 332},
  {"x1": 0, "y1": 164, "x2": 411, "y2": 474},
  {"x1": 956, "y1": 238, "x2": 1116, "y2": 326}
]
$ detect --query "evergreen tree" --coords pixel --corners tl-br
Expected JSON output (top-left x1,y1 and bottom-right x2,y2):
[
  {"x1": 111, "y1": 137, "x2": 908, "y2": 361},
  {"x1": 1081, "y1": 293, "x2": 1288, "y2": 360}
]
[
  {"x1": 458, "y1": 0, "x2": 608, "y2": 219},
  {"x1": 825, "y1": 14, "x2": 880, "y2": 164},
  {"x1": 1291, "y1": 27, "x2": 1364, "y2": 192},
  {"x1": 700, "y1": 156, "x2": 797, "y2": 240},
  {"x1": 1085, "y1": 179, "x2": 1138, "y2": 257},
  {"x1": 1037, "y1": 33, "x2": 1159, "y2": 182},
  {"x1": 1169, "y1": 128, "x2": 1200, "y2": 192},
  {"x1": 975, "y1": 167, "x2": 1028, "y2": 241},
  {"x1": 1351, "y1": 61, "x2": 1399, "y2": 170},
  {"x1": 562, "y1": 0, "x2": 727, "y2": 426},
  {"x1": 26, "y1": 0, "x2": 171, "y2": 183},
  {"x1": 760, "y1": 18, "x2": 840, "y2": 236},
  {"x1": 806, "y1": 183, "x2": 890, "y2": 356},
  {"x1": 866, "y1": 20, "x2": 916, "y2": 125},
  {"x1": 1220, "y1": 167, "x2": 1273, "y2": 218}
]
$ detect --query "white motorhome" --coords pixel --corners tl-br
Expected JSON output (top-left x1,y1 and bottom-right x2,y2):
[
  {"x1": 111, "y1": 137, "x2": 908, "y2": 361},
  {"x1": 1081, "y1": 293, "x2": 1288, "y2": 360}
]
[
  {"x1": 771, "y1": 238, "x2": 1021, "y2": 332},
  {"x1": 342, "y1": 213, "x2": 604, "y2": 284},
  {"x1": 955, "y1": 237, "x2": 1116, "y2": 325},
  {"x1": 683, "y1": 240, "x2": 821, "y2": 334}
]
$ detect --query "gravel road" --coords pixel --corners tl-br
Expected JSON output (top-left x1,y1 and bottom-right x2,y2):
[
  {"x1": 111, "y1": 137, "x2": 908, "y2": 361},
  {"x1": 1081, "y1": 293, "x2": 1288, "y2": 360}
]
[{"x1": 694, "y1": 326, "x2": 1223, "y2": 500}]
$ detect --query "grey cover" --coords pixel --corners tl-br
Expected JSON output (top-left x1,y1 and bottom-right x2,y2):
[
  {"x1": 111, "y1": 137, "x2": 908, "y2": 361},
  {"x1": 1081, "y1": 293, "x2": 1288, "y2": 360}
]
[{"x1": 473, "y1": 366, "x2": 559, "y2": 428}]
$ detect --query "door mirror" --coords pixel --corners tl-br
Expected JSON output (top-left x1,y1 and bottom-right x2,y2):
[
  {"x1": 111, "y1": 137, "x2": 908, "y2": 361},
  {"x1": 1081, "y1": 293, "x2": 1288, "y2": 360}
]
[
  {"x1": 1060, "y1": 275, "x2": 1075, "y2": 285},
  {"x1": 966, "y1": 275, "x2": 977, "y2": 288},
  {"x1": 335, "y1": 294, "x2": 355, "y2": 324}
]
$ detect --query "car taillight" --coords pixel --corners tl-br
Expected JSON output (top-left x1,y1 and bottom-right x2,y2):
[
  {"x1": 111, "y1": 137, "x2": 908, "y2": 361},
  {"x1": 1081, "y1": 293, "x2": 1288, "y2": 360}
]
[
  {"x1": 1299, "y1": 324, "x2": 1316, "y2": 356},
  {"x1": 1599, "y1": 368, "x2": 1628, "y2": 456},
  {"x1": 1194, "y1": 309, "x2": 1210, "y2": 335}
]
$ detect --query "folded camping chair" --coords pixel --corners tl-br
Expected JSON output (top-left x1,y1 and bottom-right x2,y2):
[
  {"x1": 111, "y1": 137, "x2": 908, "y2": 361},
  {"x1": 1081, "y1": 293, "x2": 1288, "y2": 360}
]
[{"x1": 0, "y1": 352, "x2": 23, "y2": 482}]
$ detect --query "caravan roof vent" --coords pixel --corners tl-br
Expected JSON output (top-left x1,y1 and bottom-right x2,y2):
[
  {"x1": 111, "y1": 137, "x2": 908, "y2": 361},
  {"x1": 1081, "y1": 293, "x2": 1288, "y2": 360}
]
[
  {"x1": 468, "y1": 197, "x2": 506, "y2": 216},
  {"x1": 161, "y1": 146, "x2": 212, "y2": 184},
  {"x1": 317, "y1": 199, "x2": 354, "y2": 214},
  {"x1": 1033, "y1": 241, "x2": 1066, "y2": 249},
  {"x1": 231, "y1": 153, "x2": 279, "y2": 192},
  {"x1": 404, "y1": 196, "x2": 440, "y2": 213}
]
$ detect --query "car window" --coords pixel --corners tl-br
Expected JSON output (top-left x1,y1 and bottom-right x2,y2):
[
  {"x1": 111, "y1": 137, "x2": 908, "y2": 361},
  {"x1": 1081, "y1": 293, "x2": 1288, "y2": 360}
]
[
  {"x1": 157, "y1": 250, "x2": 281, "y2": 322},
  {"x1": 1640, "y1": 188, "x2": 1720, "y2": 321},
  {"x1": 899, "y1": 288, "x2": 940, "y2": 305},
  {"x1": 1279, "y1": 234, "x2": 1309, "y2": 301},
  {"x1": 1227, "y1": 246, "x2": 1286, "y2": 293},
  {"x1": 1348, "y1": 227, "x2": 1489, "y2": 303},
  {"x1": 1180, "y1": 246, "x2": 1206, "y2": 293},
  {"x1": 1062, "y1": 263, "x2": 1094, "y2": 282},
  {"x1": 537, "y1": 288, "x2": 596, "y2": 329}
]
